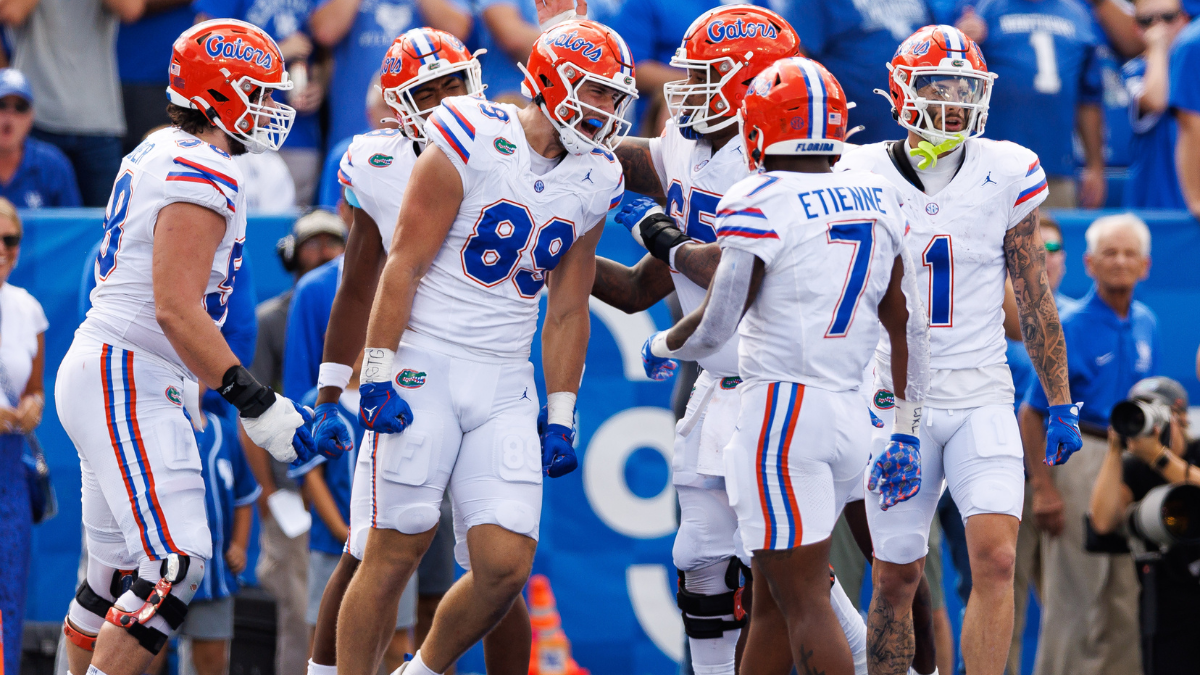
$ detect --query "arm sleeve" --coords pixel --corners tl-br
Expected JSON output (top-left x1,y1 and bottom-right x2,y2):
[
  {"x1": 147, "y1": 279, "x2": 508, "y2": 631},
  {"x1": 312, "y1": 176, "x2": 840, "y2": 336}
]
[
  {"x1": 1009, "y1": 151, "x2": 1049, "y2": 228},
  {"x1": 162, "y1": 153, "x2": 240, "y2": 220},
  {"x1": 668, "y1": 248, "x2": 758, "y2": 361},
  {"x1": 1168, "y1": 31, "x2": 1200, "y2": 114},
  {"x1": 424, "y1": 100, "x2": 481, "y2": 180}
]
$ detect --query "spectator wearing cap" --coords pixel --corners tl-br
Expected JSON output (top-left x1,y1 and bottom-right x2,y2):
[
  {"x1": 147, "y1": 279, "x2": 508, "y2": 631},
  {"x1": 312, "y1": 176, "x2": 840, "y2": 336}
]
[
  {"x1": 1020, "y1": 213, "x2": 1159, "y2": 675},
  {"x1": 957, "y1": 0, "x2": 1108, "y2": 208},
  {"x1": 1123, "y1": 0, "x2": 1191, "y2": 209},
  {"x1": 308, "y1": 0, "x2": 470, "y2": 153},
  {"x1": 0, "y1": 69, "x2": 79, "y2": 209},
  {"x1": 766, "y1": 0, "x2": 934, "y2": 144},
  {"x1": 242, "y1": 209, "x2": 345, "y2": 675},
  {"x1": 1169, "y1": 0, "x2": 1200, "y2": 219},
  {"x1": 1, "y1": 0, "x2": 144, "y2": 207}
]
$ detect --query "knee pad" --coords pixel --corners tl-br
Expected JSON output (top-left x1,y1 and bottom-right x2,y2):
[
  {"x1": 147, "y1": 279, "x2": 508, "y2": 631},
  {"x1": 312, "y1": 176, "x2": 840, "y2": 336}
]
[
  {"x1": 108, "y1": 554, "x2": 206, "y2": 655},
  {"x1": 676, "y1": 557, "x2": 748, "y2": 640},
  {"x1": 66, "y1": 561, "x2": 139, "y2": 651}
]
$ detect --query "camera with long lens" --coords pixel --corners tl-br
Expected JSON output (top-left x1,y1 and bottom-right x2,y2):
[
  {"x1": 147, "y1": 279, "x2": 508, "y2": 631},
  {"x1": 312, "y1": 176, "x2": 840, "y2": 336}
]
[
  {"x1": 1111, "y1": 397, "x2": 1172, "y2": 439},
  {"x1": 1126, "y1": 483, "x2": 1200, "y2": 549}
]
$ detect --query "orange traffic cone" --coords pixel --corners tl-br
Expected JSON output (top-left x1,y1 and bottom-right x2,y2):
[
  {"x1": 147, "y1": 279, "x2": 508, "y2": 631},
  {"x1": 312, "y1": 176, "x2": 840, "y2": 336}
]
[{"x1": 526, "y1": 575, "x2": 588, "y2": 675}]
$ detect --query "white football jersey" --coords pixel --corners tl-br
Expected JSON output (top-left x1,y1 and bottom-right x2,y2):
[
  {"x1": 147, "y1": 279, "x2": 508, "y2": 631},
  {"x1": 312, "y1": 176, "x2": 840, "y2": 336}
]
[
  {"x1": 417, "y1": 96, "x2": 623, "y2": 359},
  {"x1": 648, "y1": 120, "x2": 747, "y2": 377},
  {"x1": 716, "y1": 169, "x2": 909, "y2": 391},
  {"x1": 82, "y1": 127, "x2": 247, "y2": 372},
  {"x1": 837, "y1": 139, "x2": 1048, "y2": 406},
  {"x1": 337, "y1": 128, "x2": 421, "y2": 252}
]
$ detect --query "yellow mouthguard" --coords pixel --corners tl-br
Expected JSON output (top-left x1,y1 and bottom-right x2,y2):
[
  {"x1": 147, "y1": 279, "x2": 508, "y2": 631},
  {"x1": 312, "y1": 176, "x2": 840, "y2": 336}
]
[{"x1": 909, "y1": 134, "x2": 966, "y2": 170}]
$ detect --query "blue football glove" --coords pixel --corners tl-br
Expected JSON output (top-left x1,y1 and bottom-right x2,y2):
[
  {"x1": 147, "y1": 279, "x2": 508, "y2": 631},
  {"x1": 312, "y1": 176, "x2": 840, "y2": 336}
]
[
  {"x1": 358, "y1": 381, "x2": 414, "y2": 434},
  {"x1": 1045, "y1": 403, "x2": 1083, "y2": 466},
  {"x1": 869, "y1": 408, "x2": 885, "y2": 429},
  {"x1": 537, "y1": 405, "x2": 548, "y2": 437},
  {"x1": 312, "y1": 402, "x2": 352, "y2": 460},
  {"x1": 540, "y1": 423, "x2": 578, "y2": 478},
  {"x1": 867, "y1": 434, "x2": 922, "y2": 510},
  {"x1": 615, "y1": 196, "x2": 667, "y2": 247},
  {"x1": 642, "y1": 333, "x2": 678, "y2": 381}
]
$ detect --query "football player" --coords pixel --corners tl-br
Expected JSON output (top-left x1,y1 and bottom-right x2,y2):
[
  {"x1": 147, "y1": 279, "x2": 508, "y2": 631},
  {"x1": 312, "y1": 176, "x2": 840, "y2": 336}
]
[
  {"x1": 55, "y1": 20, "x2": 315, "y2": 675},
  {"x1": 332, "y1": 17, "x2": 635, "y2": 675},
  {"x1": 591, "y1": 7, "x2": 884, "y2": 674},
  {"x1": 650, "y1": 56, "x2": 930, "y2": 675},
  {"x1": 836, "y1": 25, "x2": 1081, "y2": 675},
  {"x1": 298, "y1": 28, "x2": 514, "y2": 675}
]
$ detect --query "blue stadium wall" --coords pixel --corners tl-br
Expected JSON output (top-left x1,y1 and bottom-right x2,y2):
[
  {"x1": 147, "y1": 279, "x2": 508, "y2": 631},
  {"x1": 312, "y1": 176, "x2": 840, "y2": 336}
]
[{"x1": 15, "y1": 208, "x2": 1200, "y2": 674}]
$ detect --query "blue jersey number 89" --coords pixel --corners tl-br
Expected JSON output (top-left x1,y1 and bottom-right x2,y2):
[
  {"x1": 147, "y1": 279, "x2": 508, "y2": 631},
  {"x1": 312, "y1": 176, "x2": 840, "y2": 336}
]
[{"x1": 461, "y1": 200, "x2": 576, "y2": 298}]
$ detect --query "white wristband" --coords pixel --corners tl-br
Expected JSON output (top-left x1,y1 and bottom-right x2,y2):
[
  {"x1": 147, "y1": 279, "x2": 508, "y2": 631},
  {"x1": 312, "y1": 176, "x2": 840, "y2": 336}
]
[
  {"x1": 539, "y1": 10, "x2": 578, "y2": 32},
  {"x1": 317, "y1": 362, "x2": 354, "y2": 390},
  {"x1": 361, "y1": 348, "x2": 395, "y2": 384},
  {"x1": 892, "y1": 397, "x2": 922, "y2": 437},
  {"x1": 650, "y1": 330, "x2": 678, "y2": 359},
  {"x1": 547, "y1": 391, "x2": 577, "y2": 428}
]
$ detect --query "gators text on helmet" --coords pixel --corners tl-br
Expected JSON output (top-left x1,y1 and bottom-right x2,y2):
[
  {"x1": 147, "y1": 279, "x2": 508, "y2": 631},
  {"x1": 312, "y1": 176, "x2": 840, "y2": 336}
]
[{"x1": 380, "y1": 28, "x2": 484, "y2": 143}]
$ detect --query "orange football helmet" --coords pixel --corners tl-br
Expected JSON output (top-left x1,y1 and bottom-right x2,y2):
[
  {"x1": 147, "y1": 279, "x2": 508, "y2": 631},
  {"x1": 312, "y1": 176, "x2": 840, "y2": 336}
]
[
  {"x1": 380, "y1": 28, "x2": 484, "y2": 142},
  {"x1": 665, "y1": 5, "x2": 800, "y2": 137},
  {"x1": 740, "y1": 57, "x2": 849, "y2": 172},
  {"x1": 882, "y1": 25, "x2": 996, "y2": 144},
  {"x1": 521, "y1": 19, "x2": 638, "y2": 155},
  {"x1": 167, "y1": 19, "x2": 295, "y2": 153}
]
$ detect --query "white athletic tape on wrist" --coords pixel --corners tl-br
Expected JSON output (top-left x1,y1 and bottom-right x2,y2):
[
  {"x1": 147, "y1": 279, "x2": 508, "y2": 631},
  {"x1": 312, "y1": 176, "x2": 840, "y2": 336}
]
[
  {"x1": 547, "y1": 391, "x2": 577, "y2": 428},
  {"x1": 892, "y1": 397, "x2": 922, "y2": 438},
  {"x1": 317, "y1": 362, "x2": 354, "y2": 390},
  {"x1": 650, "y1": 331, "x2": 678, "y2": 359},
  {"x1": 539, "y1": 10, "x2": 578, "y2": 32},
  {"x1": 362, "y1": 348, "x2": 395, "y2": 384}
]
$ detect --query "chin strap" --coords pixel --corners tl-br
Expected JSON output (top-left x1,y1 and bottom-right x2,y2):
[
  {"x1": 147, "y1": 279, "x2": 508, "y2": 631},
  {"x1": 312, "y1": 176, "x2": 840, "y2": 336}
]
[{"x1": 908, "y1": 133, "x2": 965, "y2": 170}]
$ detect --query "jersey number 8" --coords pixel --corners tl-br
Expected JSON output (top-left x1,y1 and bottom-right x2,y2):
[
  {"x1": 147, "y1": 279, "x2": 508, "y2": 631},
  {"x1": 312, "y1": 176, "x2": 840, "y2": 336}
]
[{"x1": 461, "y1": 200, "x2": 576, "y2": 298}]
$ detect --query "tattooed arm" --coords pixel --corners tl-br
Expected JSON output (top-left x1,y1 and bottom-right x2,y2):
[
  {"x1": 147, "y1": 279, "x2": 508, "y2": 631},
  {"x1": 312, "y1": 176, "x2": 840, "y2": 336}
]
[
  {"x1": 615, "y1": 137, "x2": 666, "y2": 200},
  {"x1": 1004, "y1": 206, "x2": 1070, "y2": 407},
  {"x1": 591, "y1": 254, "x2": 675, "y2": 313},
  {"x1": 672, "y1": 241, "x2": 723, "y2": 289}
]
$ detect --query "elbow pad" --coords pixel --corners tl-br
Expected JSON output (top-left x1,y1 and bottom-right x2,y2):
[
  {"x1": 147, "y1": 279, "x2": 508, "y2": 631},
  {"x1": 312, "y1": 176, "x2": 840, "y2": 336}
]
[{"x1": 898, "y1": 246, "x2": 930, "y2": 404}]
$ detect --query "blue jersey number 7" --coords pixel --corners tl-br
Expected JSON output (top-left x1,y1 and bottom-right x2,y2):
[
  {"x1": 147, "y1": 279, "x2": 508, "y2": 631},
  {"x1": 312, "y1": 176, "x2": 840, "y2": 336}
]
[{"x1": 825, "y1": 220, "x2": 876, "y2": 338}]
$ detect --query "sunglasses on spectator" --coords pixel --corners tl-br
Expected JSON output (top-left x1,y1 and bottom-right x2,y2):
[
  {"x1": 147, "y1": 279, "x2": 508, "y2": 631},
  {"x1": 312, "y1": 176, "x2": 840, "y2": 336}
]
[
  {"x1": 1045, "y1": 241, "x2": 1063, "y2": 253},
  {"x1": 0, "y1": 99, "x2": 30, "y2": 113},
  {"x1": 1, "y1": 234, "x2": 20, "y2": 248},
  {"x1": 1136, "y1": 11, "x2": 1181, "y2": 27}
]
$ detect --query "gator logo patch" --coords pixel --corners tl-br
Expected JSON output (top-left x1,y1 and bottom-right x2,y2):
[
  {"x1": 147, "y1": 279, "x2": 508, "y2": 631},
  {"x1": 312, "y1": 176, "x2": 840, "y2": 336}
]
[
  {"x1": 874, "y1": 389, "x2": 895, "y2": 410},
  {"x1": 166, "y1": 386, "x2": 183, "y2": 406},
  {"x1": 368, "y1": 153, "x2": 393, "y2": 168},
  {"x1": 494, "y1": 137, "x2": 516, "y2": 155},
  {"x1": 396, "y1": 369, "x2": 427, "y2": 389},
  {"x1": 720, "y1": 377, "x2": 742, "y2": 390}
]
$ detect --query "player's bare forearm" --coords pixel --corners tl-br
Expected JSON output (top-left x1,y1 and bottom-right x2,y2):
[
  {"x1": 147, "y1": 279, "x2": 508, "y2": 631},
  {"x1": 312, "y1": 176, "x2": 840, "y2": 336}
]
[
  {"x1": 303, "y1": 466, "x2": 350, "y2": 541},
  {"x1": 877, "y1": 256, "x2": 911, "y2": 400},
  {"x1": 673, "y1": 241, "x2": 722, "y2": 288},
  {"x1": 614, "y1": 137, "x2": 665, "y2": 199},
  {"x1": 544, "y1": 224, "x2": 603, "y2": 394},
  {"x1": 1018, "y1": 405, "x2": 1052, "y2": 485},
  {"x1": 591, "y1": 254, "x2": 673, "y2": 313},
  {"x1": 153, "y1": 201, "x2": 240, "y2": 388},
  {"x1": 364, "y1": 145, "x2": 462, "y2": 351},
  {"x1": 1077, "y1": 104, "x2": 1105, "y2": 170},
  {"x1": 318, "y1": 207, "x2": 385, "y2": 405},
  {"x1": 231, "y1": 503, "x2": 253, "y2": 551},
  {"x1": 1004, "y1": 208, "x2": 1070, "y2": 406}
]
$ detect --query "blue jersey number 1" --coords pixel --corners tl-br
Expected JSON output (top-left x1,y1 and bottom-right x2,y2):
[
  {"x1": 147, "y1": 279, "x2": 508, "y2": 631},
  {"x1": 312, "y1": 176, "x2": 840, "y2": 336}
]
[
  {"x1": 825, "y1": 221, "x2": 875, "y2": 338},
  {"x1": 922, "y1": 235, "x2": 953, "y2": 327}
]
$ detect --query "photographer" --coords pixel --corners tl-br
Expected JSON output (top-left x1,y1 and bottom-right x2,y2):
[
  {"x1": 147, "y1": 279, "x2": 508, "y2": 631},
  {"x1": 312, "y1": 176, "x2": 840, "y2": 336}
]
[{"x1": 1088, "y1": 376, "x2": 1200, "y2": 675}]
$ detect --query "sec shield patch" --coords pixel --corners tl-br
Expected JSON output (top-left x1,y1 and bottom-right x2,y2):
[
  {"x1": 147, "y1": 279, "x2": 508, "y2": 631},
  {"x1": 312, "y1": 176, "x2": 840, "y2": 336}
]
[
  {"x1": 874, "y1": 389, "x2": 895, "y2": 410},
  {"x1": 494, "y1": 137, "x2": 516, "y2": 155},
  {"x1": 166, "y1": 386, "x2": 183, "y2": 406},
  {"x1": 368, "y1": 153, "x2": 393, "y2": 168},
  {"x1": 396, "y1": 369, "x2": 427, "y2": 389}
]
